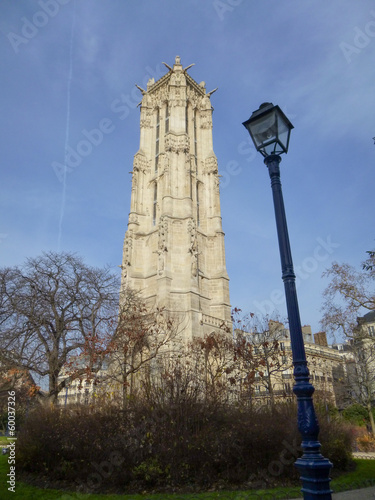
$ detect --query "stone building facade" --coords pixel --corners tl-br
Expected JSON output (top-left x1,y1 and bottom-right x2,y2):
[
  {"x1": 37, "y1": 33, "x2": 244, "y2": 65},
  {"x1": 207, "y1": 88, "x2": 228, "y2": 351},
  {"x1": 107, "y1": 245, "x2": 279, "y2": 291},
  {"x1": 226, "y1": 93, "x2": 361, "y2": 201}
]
[
  {"x1": 121, "y1": 56, "x2": 231, "y2": 342},
  {"x1": 243, "y1": 323, "x2": 352, "y2": 408}
]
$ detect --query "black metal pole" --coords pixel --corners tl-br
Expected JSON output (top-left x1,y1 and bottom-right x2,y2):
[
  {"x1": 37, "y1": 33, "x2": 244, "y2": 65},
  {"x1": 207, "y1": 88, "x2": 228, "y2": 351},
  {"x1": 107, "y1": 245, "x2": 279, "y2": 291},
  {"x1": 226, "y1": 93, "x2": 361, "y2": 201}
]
[{"x1": 264, "y1": 154, "x2": 332, "y2": 499}]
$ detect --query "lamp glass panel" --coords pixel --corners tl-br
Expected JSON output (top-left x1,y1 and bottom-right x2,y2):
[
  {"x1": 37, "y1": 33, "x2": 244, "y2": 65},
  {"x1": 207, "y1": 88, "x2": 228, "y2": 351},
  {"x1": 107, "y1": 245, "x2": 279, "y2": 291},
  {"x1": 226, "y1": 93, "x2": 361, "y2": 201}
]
[
  {"x1": 250, "y1": 111, "x2": 277, "y2": 150},
  {"x1": 263, "y1": 142, "x2": 278, "y2": 156},
  {"x1": 276, "y1": 111, "x2": 290, "y2": 152}
]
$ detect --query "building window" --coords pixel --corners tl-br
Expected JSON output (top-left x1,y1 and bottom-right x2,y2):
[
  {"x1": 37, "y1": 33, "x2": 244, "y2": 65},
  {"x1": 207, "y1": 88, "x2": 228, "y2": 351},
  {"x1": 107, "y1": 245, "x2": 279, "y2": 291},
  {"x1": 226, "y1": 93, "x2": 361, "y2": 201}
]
[
  {"x1": 153, "y1": 183, "x2": 157, "y2": 226},
  {"x1": 155, "y1": 108, "x2": 160, "y2": 173},
  {"x1": 280, "y1": 342, "x2": 285, "y2": 351},
  {"x1": 185, "y1": 104, "x2": 188, "y2": 133},
  {"x1": 193, "y1": 109, "x2": 197, "y2": 164},
  {"x1": 196, "y1": 183, "x2": 200, "y2": 226},
  {"x1": 165, "y1": 102, "x2": 169, "y2": 133},
  {"x1": 368, "y1": 325, "x2": 375, "y2": 337},
  {"x1": 284, "y1": 383, "x2": 291, "y2": 394}
]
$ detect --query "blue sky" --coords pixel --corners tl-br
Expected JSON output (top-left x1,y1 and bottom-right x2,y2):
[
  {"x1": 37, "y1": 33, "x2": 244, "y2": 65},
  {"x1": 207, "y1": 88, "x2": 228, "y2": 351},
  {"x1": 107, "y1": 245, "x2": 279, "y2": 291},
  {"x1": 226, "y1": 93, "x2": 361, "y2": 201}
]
[{"x1": 1, "y1": 0, "x2": 374, "y2": 339}]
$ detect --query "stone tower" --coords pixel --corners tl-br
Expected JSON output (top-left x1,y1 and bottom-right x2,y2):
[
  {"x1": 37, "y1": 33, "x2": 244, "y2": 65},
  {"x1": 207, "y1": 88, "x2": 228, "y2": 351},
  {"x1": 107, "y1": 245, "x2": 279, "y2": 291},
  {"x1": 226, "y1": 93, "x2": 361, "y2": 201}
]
[{"x1": 121, "y1": 56, "x2": 231, "y2": 341}]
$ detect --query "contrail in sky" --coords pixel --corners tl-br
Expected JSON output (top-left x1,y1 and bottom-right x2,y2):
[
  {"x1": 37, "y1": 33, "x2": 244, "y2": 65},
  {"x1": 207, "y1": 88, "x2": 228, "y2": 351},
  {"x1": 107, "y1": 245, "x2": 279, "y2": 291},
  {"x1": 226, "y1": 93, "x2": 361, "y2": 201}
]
[{"x1": 57, "y1": 0, "x2": 76, "y2": 251}]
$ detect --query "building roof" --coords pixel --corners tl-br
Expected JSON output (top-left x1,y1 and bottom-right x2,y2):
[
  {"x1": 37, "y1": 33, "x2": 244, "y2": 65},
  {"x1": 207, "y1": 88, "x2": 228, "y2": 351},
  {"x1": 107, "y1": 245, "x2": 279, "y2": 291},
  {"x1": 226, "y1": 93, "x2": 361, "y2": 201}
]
[
  {"x1": 359, "y1": 310, "x2": 375, "y2": 324},
  {"x1": 137, "y1": 55, "x2": 212, "y2": 99}
]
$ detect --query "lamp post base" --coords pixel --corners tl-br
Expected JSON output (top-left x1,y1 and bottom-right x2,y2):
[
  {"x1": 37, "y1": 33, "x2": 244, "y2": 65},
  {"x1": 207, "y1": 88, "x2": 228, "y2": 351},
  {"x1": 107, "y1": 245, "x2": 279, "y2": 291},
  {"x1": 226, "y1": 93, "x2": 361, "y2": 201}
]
[{"x1": 295, "y1": 455, "x2": 333, "y2": 499}]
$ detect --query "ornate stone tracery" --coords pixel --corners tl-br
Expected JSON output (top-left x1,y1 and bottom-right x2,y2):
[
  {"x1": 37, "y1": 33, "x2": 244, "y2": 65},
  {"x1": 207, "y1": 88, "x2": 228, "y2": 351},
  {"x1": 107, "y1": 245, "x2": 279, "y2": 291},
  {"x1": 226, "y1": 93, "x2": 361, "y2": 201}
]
[
  {"x1": 156, "y1": 216, "x2": 169, "y2": 275},
  {"x1": 204, "y1": 156, "x2": 218, "y2": 175},
  {"x1": 133, "y1": 152, "x2": 149, "y2": 173},
  {"x1": 200, "y1": 109, "x2": 213, "y2": 129},
  {"x1": 165, "y1": 134, "x2": 190, "y2": 154},
  {"x1": 122, "y1": 230, "x2": 133, "y2": 277},
  {"x1": 140, "y1": 107, "x2": 153, "y2": 128}
]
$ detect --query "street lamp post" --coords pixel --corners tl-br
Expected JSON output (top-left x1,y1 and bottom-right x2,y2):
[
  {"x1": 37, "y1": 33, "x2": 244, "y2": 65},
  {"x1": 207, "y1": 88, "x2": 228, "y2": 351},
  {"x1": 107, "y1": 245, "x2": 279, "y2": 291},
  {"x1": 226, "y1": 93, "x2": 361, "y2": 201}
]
[{"x1": 243, "y1": 103, "x2": 332, "y2": 499}]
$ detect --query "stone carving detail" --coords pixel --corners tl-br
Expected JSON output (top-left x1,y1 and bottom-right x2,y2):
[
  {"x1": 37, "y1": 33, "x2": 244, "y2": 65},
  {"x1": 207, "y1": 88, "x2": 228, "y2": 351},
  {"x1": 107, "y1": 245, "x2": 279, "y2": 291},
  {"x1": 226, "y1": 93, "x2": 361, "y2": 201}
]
[
  {"x1": 140, "y1": 108, "x2": 153, "y2": 128},
  {"x1": 188, "y1": 218, "x2": 199, "y2": 278},
  {"x1": 204, "y1": 156, "x2": 218, "y2": 175},
  {"x1": 171, "y1": 97, "x2": 189, "y2": 109},
  {"x1": 165, "y1": 134, "x2": 190, "y2": 154},
  {"x1": 201, "y1": 93, "x2": 212, "y2": 111},
  {"x1": 133, "y1": 153, "x2": 149, "y2": 173},
  {"x1": 203, "y1": 156, "x2": 220, "y2": 192},
  {"x1": 157, "y1": 216, "x2": 168, "y2": 275},
  {"x1": 185, "y1": 155, "x2": 194, "y2": 177},
  {"x1": 158, "y1": 153, "x2": 169, "y2": 175},
  {"x1": 170, "y1": 71, "x2": 185, "y2": 88},
  {"x1": 159, "y1": 216, "x2": 168, "y2": 250},
  {"x1": 178, "y1": 135, "x2": 189, "y2": 154},
  {"x1": 191, "y1": 241, "x2": 198, "y2": 277},
  {"x1": 149, "y1": 88, "x2": 169, "y2": 109},
  {"x1": 122, "y1": 231, "x2": 133, "y2": 277},
  {"x1": 128, "y1": 213, "x2": 138, "y2": 224},
  {"x1": 200, "y1": 109, "x2": 212, "y2": 129},
  {"x1": 187, "y1": 88, "x2": 201, "y2": 108},
  {"x1": 165, "y1": 135, "x2": 176, "y2": 153}
]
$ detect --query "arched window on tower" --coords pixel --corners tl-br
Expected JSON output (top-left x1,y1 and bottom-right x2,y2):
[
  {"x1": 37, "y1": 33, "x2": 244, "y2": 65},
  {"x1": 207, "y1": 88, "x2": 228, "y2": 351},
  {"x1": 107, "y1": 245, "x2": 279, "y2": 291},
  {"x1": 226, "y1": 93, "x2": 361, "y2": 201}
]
[
  {"x1": 193, "y1": 109, "x2": 198, "y2": 164},
  {"x1": 155, "y1": 108, "x2": 160, "y2": 173},
  {"x1": 196, "y1": 182, "x2": 200, "y2": 227},
  {"x1": 165, "y1": 102, "x2": 169, "y2": 133},
  {"x1": 185, "y1": 104, "x2": 189, "y2": 134},
  {"x1": 153, "y1": 182, "x2": 157, "y2": 226},
  {"x1": 165, "y1": 101, "x2": 169, "y2": 133}
]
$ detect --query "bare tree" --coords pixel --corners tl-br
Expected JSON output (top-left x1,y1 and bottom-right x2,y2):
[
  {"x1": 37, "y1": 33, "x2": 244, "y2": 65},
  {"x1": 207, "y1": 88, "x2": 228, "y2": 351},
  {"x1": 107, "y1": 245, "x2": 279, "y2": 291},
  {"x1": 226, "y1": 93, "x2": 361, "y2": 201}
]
[
  {"x1": 321, "y1": 252, "x2": 375, "y2": 340},
  {"x1": 101, "y1": 292, "x2": 183, "y2": 408},
  {"x1": 321, "y1": 251, "x2": 375, "y2": 434},
  {"x1": 0, "y1": 252, "x2": 120, "y2": 404},
  {"x1": 345, "y1": 331, "x2": 375, "y2": 436},
  {"x1": 190, "y1": 331, "x2": 238, "y2": 404},
  {"x1": 233, "y1": 311, "x2": 293, "y2": 409}
]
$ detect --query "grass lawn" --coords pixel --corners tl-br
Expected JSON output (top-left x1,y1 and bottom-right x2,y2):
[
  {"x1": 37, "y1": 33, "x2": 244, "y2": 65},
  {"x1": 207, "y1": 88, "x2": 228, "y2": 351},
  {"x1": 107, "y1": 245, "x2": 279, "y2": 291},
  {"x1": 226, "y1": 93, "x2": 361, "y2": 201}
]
[{"x1": 0, "y1": 454, "x2": 374, "y2": 500}]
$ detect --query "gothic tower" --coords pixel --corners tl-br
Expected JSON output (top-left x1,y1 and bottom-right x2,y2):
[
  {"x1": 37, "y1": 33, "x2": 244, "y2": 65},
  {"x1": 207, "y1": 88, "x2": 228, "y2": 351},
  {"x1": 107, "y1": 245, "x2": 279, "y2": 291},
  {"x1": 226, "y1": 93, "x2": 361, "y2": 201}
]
[{"x1": 121, "y1": 56, "x2": 231, "y2": 341}]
